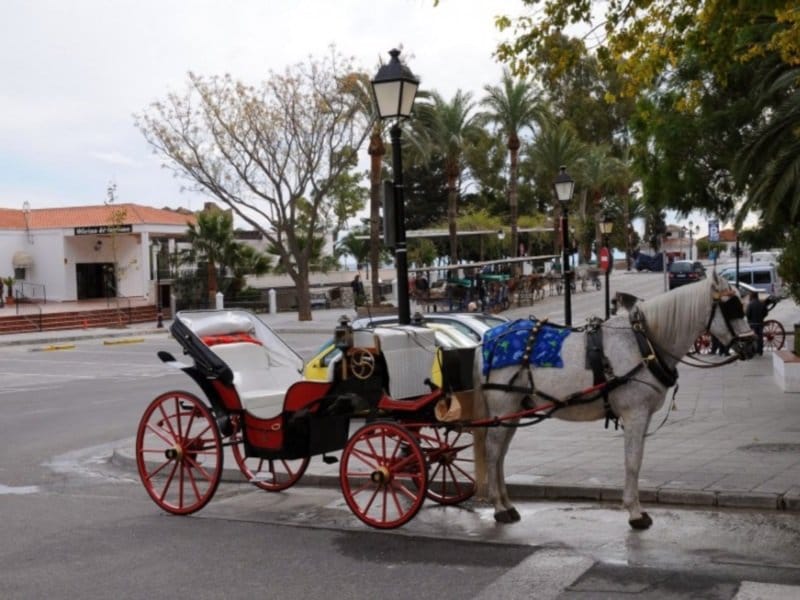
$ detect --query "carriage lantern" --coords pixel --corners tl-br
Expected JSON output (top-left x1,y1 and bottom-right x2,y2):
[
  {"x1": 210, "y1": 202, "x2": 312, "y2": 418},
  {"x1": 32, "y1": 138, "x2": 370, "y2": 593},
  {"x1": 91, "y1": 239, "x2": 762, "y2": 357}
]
[
  {"x1": 334, "y1": 315, "x2": 354, "y2": 351},
  {"x1": 553, "y1": 166, "x2": 575, "y2": 326},
  {"x1": 371, "y1": 49, "x2": 419, "y2": 325}
]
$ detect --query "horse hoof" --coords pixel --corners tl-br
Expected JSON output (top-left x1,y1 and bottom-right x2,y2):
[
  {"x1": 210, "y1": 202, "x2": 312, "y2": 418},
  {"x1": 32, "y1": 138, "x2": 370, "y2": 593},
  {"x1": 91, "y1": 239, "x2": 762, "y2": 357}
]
[
  {"x1": 494, "y1": 508, "x2": 521, "y2": 524},
  {"x1": 628, "y1": 512, "x2": 653, "y2": 530}
]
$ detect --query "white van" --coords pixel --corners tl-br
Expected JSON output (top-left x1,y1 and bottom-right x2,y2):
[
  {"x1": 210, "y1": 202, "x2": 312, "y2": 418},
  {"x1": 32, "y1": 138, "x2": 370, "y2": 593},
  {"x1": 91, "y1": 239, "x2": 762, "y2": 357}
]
[
  {"x1": 719, "y1": 264, "x2": 781, "y2": 294},
  {"x1": 751, "y1": 251, "x2": 778, "y2": 264}
]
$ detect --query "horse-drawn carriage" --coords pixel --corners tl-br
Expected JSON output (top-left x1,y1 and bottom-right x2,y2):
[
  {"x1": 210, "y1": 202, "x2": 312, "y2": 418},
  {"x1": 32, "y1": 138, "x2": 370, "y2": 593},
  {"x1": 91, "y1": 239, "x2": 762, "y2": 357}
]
[
  {"x1": 136, "y1": 309, "x2": 477, "y2": 529},
  {"x1": 136, "y1": 273, "x2": 759, "y2": 531}
]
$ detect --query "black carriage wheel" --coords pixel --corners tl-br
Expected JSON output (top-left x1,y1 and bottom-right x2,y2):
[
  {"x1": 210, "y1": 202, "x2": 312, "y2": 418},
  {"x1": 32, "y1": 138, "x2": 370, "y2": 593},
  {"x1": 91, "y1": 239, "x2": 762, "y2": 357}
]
[
  {"x1": 762, "y1": 319, "x2": 785, "y2": 351},
  {"x1": 231, "y1": 432, "x2": 309, "y2": 491},
  {"x1": 693, "y1": 333, "x2": 713, "y2": 355},
  {"x1": 136, "y1": 391, "x2": 223, "y2": 515},
  {"x1": 411, "y1": 426, "x2": 475, "y2": 505},
  {"x1": 339, "y1": 422, "x2": 427, "y2": 529}
]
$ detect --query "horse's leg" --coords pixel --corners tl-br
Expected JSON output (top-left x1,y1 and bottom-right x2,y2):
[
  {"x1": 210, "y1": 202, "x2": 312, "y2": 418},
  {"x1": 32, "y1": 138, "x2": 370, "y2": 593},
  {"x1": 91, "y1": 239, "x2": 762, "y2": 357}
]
[
  {"x1": 622, "y1": 408, "x2": 654, "y2": 530},
  {"x1": 484, "y1": 423, "x2": 520, "y2": 523},
  {"x1": 495, "y1": 418, "x2": 520, "y2": 522}
]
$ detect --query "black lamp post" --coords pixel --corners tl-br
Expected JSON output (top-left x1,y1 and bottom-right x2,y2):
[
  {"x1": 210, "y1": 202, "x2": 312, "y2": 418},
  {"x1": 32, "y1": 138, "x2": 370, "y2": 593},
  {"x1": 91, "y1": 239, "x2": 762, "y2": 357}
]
[
  {"x1": 599, "y1": 214, "x2": 614, "y2": 320},
  {"x1": 371, "y1": 49, "x2": 419, "y2": 325},
  {"x1": 553, "y1": 166, "x2": 575, "y2": 326},
  {"x1": 152, "y1": 240, "x2": 163, "y2": 328}
]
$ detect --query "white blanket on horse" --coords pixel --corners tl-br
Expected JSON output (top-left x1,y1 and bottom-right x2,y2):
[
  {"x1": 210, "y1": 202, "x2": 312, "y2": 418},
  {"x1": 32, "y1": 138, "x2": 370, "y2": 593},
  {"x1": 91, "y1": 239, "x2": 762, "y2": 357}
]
[{"x1": 482, "y1": 319, "x2": 571, "y2": 375}]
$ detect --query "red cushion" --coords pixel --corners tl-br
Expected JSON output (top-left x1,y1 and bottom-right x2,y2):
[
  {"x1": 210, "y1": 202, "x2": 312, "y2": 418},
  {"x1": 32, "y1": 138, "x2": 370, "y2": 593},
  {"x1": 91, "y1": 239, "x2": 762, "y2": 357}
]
[{"x1": 202, "y1": 333, "x2": 262, "y2": 346}]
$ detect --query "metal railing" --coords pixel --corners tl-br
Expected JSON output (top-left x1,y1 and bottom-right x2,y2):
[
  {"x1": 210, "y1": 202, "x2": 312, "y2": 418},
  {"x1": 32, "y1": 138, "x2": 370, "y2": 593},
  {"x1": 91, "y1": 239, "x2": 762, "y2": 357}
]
[
  {"x1": 15, "y1": 281, "x2": 47, "y2": 304},
  {"x1": 14, "y1": 299, "x2": 43, "y2": 330}
]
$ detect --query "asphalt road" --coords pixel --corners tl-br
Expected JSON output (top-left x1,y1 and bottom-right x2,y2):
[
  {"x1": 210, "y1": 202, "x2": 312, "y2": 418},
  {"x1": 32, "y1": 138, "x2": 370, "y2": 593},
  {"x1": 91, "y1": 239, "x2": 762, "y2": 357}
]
[{"x1": 1, "y1": 268, "x2": 799, "y2": 599}]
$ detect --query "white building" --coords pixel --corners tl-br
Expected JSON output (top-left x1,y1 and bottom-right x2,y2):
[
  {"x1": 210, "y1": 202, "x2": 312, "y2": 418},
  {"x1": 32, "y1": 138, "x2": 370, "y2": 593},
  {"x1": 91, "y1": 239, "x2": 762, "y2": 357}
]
[{"x1": 0, "y1": 203, "x2": 194, "y2": 303}]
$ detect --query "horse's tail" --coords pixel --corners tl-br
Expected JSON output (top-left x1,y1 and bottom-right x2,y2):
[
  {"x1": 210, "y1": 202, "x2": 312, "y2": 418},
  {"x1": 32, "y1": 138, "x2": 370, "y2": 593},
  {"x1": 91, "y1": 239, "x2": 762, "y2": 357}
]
[{"x1": 472, "y1": 348, "x2": 488, "y2": 500}]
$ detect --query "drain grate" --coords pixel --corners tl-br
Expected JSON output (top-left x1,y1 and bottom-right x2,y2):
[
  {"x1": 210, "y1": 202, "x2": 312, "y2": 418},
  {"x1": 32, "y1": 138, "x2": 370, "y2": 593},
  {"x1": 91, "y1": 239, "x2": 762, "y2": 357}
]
[{"x1": 738, "y1": 443, "x2": 800, "y2": 453}]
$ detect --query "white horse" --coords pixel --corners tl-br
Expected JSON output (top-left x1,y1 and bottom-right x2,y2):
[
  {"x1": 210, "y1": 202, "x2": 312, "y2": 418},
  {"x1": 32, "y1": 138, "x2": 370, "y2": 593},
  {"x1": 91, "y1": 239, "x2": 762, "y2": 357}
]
[{"x1": 472, "y1": 272, "x2": 757, "y2": 529}]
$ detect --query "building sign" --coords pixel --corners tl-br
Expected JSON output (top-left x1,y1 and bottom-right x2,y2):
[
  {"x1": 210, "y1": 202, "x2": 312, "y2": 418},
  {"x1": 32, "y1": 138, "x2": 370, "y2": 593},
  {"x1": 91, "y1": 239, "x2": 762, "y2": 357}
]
[{"x1": 74, "y1": 225, "x2": 133, "y2": 235}]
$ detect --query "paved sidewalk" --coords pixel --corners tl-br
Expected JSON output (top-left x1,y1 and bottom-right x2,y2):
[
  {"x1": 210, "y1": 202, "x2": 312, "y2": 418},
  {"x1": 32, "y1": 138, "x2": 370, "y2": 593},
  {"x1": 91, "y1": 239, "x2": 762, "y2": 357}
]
[{"x1": 3, "y1": 303, "x2": 800, "y2": 513}]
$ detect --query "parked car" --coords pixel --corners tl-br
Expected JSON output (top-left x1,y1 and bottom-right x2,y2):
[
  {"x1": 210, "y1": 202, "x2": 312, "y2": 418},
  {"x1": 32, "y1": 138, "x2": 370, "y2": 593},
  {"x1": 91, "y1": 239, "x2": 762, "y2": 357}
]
[
  {"x1": 352, "y1": 311, "x2": 508, "y2": 343},
  {"x1": 668, "y1": 260, "x2": 706, "y2": 290},
  {"x1": 634, "y1": 252, "x2": 664, "y2": 272}
]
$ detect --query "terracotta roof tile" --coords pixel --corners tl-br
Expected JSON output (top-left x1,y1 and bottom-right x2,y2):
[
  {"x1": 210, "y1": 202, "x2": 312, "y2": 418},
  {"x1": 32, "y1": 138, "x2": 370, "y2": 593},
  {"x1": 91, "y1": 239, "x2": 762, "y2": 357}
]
[{"x1": 0, "y1": 203, "x2": 196, "y2": 229}]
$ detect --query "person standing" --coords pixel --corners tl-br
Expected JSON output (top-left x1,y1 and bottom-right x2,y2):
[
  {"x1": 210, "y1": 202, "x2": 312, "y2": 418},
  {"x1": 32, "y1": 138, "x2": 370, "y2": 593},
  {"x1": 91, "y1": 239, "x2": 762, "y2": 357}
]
[
  {"x1": 745, "y1": 291, "x2": 767, "y2": 356},
  {"x1": 351, "y1": 274, "x2": 365, "y2": 307}
]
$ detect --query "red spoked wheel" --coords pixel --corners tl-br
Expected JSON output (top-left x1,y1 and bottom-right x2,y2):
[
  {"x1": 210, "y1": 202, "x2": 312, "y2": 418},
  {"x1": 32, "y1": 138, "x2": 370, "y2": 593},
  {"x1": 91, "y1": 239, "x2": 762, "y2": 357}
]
[
  {"x1": 136, "y1": 391, "x2": 223, "y2": 515},
  {"x1": 231, "y1": 431, "x2": 309, "y2": 491},
  {"x1": 763, "y1": 319, "x2": 785, "y2": 351},
  {"x1": 411, "y1": 425, "x2": 475, "y2": 505},
  {"x1": 340, "y1": 422, "x2": 427, "y2": 529},
  {"x1": 693, "y1": 333, "x2": 713, "y2": 355}
]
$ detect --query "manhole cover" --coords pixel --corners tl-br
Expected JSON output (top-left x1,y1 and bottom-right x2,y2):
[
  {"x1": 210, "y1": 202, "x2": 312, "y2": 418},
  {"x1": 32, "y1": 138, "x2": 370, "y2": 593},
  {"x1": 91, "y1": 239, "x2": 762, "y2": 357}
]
[{"x1": 738, "y1": 443, "x2": 800, "y2": 453}]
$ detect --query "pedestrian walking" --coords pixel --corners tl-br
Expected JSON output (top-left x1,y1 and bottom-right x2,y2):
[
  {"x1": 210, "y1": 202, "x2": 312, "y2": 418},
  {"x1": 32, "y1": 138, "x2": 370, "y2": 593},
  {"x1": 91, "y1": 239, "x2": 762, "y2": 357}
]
[{"x1": 745, "y1": 290, "x2": 767, "y2": 355}]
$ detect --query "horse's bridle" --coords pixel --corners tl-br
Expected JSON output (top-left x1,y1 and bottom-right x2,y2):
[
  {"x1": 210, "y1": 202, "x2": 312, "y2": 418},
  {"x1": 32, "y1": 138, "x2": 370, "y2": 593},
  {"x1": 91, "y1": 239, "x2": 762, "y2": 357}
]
[{"x1": 705, "y1": 291, "x2": 752, "y2": 344}]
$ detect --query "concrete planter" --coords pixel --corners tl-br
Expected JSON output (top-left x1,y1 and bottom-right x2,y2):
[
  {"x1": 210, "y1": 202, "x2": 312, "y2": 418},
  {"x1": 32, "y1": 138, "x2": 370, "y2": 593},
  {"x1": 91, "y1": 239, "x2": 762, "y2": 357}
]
[{"x1": 773, "y1": 349, "x2": 800, "y2": 393}]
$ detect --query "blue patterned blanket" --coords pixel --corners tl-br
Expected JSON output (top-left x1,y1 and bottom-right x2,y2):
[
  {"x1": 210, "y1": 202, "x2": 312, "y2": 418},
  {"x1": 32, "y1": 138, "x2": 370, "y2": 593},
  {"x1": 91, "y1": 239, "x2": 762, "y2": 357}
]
[{"x1": 482, "y1": 319, "x2": 570, "y2": 375}]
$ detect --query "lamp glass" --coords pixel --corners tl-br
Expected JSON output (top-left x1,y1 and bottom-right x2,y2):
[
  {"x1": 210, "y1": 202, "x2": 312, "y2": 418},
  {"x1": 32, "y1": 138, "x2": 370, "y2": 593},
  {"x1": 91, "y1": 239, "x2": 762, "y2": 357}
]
[
  {"x1": 553, "y1": 166, "x2": 575, "y2": 204},
  {"x1": 371, "y1": 49, "x2": 419, "y2": 120},
  {"x1": 373, "y1": 80, "x2": 403, "y2": 118},
  {"x1": 599, "y1": 219, "x2": 614, "y2": 235}
]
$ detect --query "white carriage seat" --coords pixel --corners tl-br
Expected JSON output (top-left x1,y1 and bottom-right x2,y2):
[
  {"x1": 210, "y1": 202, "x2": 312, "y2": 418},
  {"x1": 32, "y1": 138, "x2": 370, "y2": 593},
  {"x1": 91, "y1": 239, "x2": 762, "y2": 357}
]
[
  {"x1": 209, "y1": 341, "x2": 302, "y2": 418},
  {"x1": 372, "y1": 326, "x2": 437, "y2": 399}
]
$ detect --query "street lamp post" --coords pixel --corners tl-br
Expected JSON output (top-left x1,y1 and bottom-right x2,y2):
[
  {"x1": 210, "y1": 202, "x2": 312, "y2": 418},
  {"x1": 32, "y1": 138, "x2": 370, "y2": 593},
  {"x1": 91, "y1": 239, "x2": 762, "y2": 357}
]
[
  {"x1": 687, "y1": 220, "x2": 698, "y2": 260},
  {"x1": 152, "y1": 240, "x2": 163, "y2": 328},
  {"x1": 599, "y1": 214, "x2": 614, "y2": 320},
  {"x1": 371, "y1": 49, "x2": 419, "y2": 325},
  {"x1": 553, "y1": 166, "x2": 575, "y2": 326}
]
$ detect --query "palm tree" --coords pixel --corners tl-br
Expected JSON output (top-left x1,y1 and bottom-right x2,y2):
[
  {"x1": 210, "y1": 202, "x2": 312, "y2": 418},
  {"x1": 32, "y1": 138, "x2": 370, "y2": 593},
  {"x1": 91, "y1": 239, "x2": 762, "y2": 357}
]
[
  {"x1": 182, "y1": 210, "x2": 237, "y2": 306},
  {"x1": 524, "y1": 118, "x2": 585, "y2": 252},
  {"x1": 574, "y1": 143, "x2": 629, "y2": 260},
  {"x1": 229, "y1": 244, "x2": 272, "y2": 298},
  {"x1": 413, "y1": 89, "x2": 482, "y2": 263},
  {"x1": 481, "y1": 69, "x2": 545, "y2": 258},
  {"x1": 734, "y1": 64, "x2": 800, "y2": 227},
  {"x1": 340, "y1": 71, "x2": 385, "y2": 304}
]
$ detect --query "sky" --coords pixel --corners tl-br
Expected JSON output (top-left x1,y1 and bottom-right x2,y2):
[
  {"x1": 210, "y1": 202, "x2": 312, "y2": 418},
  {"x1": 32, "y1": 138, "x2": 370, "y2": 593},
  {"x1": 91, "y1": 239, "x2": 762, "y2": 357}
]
[
  {"x1": 1, "y1": 0, "x2": 522, "y2": 215},
  {"x1": 1, "y1": 0, "x2": 726, "y2": 237}
]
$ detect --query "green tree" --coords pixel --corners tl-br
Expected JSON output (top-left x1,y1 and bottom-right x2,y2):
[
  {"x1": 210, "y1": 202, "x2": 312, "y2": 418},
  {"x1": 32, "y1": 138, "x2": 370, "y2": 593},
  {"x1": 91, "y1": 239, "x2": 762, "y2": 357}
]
[
  {"x1": 137, "y1": 50, "x2": 371, "y2": 321},
  {"x1": 182, "y1": 210, "x2": 237, "y2": 305},
  {"x1": 480, "y1": 69, "x2": 545, "y2": 258},
  {"x1": 734, "y1": 63, "x2": 800, "y2": 227},
  {"x1": 413, "y1": 89, "x2": 483, "y2": 263},
  {"x1": 521, "y1": 118, "x2": 585, "y2": 251},
  {"x1": 229, "y1": 243, "x2": 272, "y2": 299},
  {"x1": 778, "y1": 229, "x2": 800, "y2": 306},
  {"x1": 341, "y1": 71, "x2": 386, "y2": 304}
]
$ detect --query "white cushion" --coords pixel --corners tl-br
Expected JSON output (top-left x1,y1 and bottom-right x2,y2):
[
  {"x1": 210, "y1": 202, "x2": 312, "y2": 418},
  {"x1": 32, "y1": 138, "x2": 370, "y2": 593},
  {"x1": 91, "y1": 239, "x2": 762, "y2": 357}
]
[{"x1": 210, "y1": 342, "x2": 301, "y2": 417}]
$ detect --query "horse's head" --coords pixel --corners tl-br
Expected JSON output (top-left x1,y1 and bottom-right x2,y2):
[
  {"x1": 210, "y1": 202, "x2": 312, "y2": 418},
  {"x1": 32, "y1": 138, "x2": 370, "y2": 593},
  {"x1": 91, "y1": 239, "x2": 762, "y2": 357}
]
[{"x1": 708, "y1": 272, "x2": 757, "y2": 359}]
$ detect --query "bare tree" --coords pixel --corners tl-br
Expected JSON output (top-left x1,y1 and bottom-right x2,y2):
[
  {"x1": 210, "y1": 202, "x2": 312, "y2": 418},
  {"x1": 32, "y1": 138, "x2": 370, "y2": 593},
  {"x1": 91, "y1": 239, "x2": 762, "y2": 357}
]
[{"x1": 136, "y1": 50, "x2": 371, "y2": 320}]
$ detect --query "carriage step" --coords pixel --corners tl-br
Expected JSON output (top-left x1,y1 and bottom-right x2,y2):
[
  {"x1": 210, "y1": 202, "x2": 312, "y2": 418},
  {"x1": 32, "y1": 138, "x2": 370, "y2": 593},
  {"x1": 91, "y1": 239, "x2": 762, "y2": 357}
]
[{"x1": 322, "y1": 454, "x2": 338, "y2": 465}]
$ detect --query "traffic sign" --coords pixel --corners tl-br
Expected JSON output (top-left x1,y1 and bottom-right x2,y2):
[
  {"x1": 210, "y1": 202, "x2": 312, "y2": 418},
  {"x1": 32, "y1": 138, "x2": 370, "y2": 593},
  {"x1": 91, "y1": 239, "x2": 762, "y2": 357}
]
[
  {"x1": 599, "y1": 247, "x2": 611, "y2": 273},
  {"x1": 708, "y1": 219, "x2": 720, "y2": 242}
]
